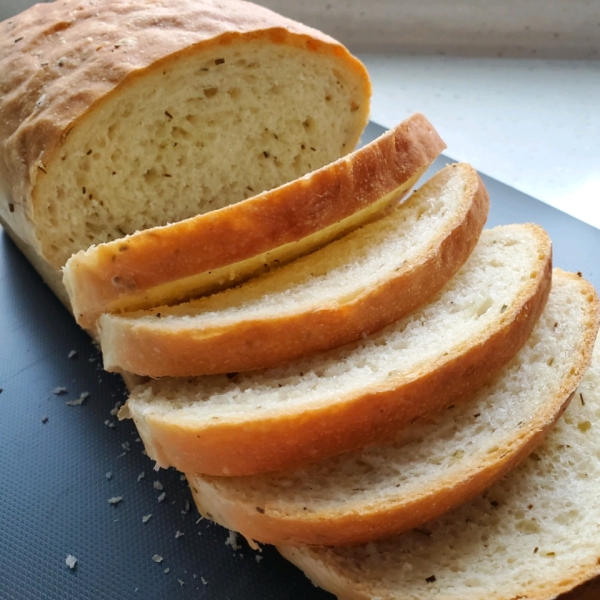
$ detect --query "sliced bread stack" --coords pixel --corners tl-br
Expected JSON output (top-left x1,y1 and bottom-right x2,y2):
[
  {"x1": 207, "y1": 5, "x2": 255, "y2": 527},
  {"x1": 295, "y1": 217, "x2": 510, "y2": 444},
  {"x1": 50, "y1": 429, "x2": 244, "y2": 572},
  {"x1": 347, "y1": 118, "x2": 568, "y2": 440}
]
[{"x1": 110, "y1": 169, "x2": 600, "y2": 595}]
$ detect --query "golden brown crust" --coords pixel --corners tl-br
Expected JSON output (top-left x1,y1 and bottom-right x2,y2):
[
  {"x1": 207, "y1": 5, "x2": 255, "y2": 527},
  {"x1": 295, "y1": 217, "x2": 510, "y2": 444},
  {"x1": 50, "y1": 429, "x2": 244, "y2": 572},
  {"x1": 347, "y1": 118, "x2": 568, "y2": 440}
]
[
  {"x1": 64, "y1": 113, "x2": 445, "y2": 328},
  {"x1": 0, "y1": 0, "x2": 371, "y2": 285},
  {"x1": 98, "y1": 164, "x2": 488, "y2": 377},
  {"x1": 126, "y1": 226, "x2": 553, "y2": 476}
]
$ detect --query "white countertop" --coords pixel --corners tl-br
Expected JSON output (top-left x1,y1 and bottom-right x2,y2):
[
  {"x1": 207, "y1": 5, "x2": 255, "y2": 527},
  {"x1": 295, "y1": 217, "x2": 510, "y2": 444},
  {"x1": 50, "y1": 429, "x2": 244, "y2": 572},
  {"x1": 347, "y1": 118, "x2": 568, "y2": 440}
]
[{"x1": 358, "y1": 54, "x2": 600, "y2": 229}]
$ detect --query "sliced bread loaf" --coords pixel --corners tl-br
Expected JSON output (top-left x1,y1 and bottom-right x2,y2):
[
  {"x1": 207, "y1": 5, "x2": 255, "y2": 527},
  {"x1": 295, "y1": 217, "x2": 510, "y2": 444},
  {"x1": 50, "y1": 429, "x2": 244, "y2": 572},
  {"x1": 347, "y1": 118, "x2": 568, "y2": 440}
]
[
  {"x1": 0, "y1": 0, "x2": 373, "y2": 309},
  {"x1": 98, "y1": 163, "x2": 489, "y2": 377},
  {"x1": 280, "y1": 305, "x2": 600, "y2": 600},
  {"x1": 187, "y1": 269, "x2": 600, "y2": 546},
  {"x1": 63, "y1": 113, "x2": 444, "y2": 328},
  {"x1": 120, "y1": 224, "x2": 552, "y2": 476}
]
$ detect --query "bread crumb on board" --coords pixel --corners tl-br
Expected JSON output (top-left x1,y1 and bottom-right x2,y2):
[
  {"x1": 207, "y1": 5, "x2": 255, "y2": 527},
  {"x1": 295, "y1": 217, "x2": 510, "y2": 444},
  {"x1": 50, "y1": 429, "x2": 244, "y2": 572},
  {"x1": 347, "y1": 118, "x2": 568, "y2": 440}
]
[
  {"x1": 65, "y1": 554, "x2": 78, "y2": 570},
  {"x1": 65, "y1": 392, "x2": 89, "y2": 406},
  {"x1": 225, "y1": 530, "x2": 241, "y2": 551}
]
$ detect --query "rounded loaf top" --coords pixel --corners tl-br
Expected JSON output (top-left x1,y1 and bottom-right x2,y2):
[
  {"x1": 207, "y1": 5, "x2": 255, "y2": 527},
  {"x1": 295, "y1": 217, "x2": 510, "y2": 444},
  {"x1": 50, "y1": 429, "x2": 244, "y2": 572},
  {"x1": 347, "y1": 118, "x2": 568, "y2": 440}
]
[{"x1": 0, "y1": 0, "x2": 370, "y2": 269}]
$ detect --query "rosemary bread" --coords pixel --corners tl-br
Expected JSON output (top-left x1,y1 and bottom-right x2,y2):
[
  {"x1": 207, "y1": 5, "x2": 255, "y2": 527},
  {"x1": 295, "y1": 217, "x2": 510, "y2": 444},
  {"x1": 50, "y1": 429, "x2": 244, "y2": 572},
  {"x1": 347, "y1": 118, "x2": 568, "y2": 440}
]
[
  {"x1": 0, "y1": 0, "x2": 374, "y2": 310},
  {"x1": 63, "y1": 113, "x2": 444, "y2": 329},
  {"x1": 280, "y1": 317, "x2": 600, "y2": 600},
  {"x1": 187, "y1": 269, "x2": 600, "y2": 546},
  {"x1": 120, "y1": 224, "x2": 552, "y2": 476},
  {"x1": 98, "y1": 163, "x2": 489, "y2": 377}
]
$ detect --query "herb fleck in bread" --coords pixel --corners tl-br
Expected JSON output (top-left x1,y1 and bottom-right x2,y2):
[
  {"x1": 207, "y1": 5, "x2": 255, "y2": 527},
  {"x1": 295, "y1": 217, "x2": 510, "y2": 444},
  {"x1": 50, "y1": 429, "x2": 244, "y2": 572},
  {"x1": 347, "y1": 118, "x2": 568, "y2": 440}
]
[
  {"x1": 120, "y1": 223, "x2": 552, "y2": 476},
  {"x1": 98, "y1": 163, "x2": 489, "y2": 376},
  {"x1": 63, "y1": 113, "x2": 444, "y2": 329},
  {"x1": 0, "y1": 0, "x2": 373, "y2": 308},
  {"x1": 280, "y1": 305, "x2": 600, "y2": 600},
  {"x1": 187, "y1": 269, "x2": 600, "y2": 546}
]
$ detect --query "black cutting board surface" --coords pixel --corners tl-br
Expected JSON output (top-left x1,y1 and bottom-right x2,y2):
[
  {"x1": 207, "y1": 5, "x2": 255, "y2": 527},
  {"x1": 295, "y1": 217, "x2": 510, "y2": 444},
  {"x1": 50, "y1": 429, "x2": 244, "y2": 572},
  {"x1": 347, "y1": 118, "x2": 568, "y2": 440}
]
[{"x1": 1, "y1": 122, "x2": 599, "y2": 599}]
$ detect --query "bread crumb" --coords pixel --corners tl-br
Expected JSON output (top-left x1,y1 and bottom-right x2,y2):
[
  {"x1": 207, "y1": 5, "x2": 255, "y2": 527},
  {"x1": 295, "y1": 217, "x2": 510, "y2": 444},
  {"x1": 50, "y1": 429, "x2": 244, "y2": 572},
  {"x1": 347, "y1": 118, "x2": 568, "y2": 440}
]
[
  {"x1": 164, "y1": 567, "x2": 170, "y2": 574},
  {"x1": 108, "y1": 496, "x2": 123, "y2": 505},
  {"x1": 153, "y1": 481, "x2": 164, "y2": 491},
  {"x1": 225, "y1": 530, "x2": 241, "y2": 551},
  {"x1": 65, "y1": 555, "x2": 78, "y2": 569},
  {"x1": 157, "y1": 492, "x2": 166, "y2": 503},
  {"x1": 152, "y1": 554, "x2": 163, "y2": 563},
  {"x1": 201, "y1": 577, "x2": 208, "y2": 585},
  {"x1": 53, "y1": 387, "x2": 67, "y2": 395},
  {"x1": 255, "y1": 555, "x2": 263, "y2": 563},
  {"x1": 137, "y1": 471, "x2": 145, "y2": 482},
  {"x1": 142, "y1": 514, "x2": 152, "y2": 523},
  {"x1": 105, "y1": 471, "x2": 113, "y2": 480},
  {"x1": 68, "y1": 350, "x2": 77, "y2": 359},
  {"x1": 66, "y1": 392, "x2": 89, "y2": 406},
  {"x1": 175, "y1": 531, "x2": 184, "y2": 539}
]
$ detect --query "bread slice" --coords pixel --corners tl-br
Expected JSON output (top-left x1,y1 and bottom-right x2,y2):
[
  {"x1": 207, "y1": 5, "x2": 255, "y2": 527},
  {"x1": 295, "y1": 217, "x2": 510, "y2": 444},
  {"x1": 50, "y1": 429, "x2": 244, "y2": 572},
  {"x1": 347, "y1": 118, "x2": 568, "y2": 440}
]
[
  {"x1": 187, "y1": 269, "x2": 600, "y2": 546},
  {"x1": 120, "y1": 224, "x2": 552, "y2": 476},
  {"x1": 63, "y1": 113, "x2": 444, "y2": 329},
  {"x1": 280, "y1": 291, "x2": 600, "y2": 600},
  {"x1": 98, "y1": 163, "x2": 489, "y2": 377},
  {"x1": 0, "y1": 0, "x2": 373, "y2": 309}
]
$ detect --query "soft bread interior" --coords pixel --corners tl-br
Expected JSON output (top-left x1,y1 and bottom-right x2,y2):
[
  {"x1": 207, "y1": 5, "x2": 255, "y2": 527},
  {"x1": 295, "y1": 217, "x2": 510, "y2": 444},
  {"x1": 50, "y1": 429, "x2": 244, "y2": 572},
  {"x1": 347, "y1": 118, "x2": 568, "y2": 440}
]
[{"x1": 34, "y1": 38, "x2": 367, "y2": 269}]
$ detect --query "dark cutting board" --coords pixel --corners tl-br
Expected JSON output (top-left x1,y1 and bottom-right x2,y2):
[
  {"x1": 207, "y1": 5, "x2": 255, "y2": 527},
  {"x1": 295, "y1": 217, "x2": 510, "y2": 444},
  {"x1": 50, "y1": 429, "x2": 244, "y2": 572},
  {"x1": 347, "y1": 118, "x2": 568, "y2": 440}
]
[{"x1": 1, "y1": 122, "x2": 599, "y2": 599}]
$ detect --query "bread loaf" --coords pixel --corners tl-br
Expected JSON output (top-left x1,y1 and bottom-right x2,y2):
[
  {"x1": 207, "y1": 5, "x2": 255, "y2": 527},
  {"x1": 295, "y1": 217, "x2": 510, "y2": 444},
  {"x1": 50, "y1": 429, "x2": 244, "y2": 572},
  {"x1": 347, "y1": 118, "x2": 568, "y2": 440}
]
[
  {"x1": 98, "y1": 163, "x2": 488, "y2": 376},
  {"x1": 120, "y1": 224, "x2": 552, "y2": 476},
  {"x1": 280, "y1": 302, "x2": 600, "y2": 599},
  {"x1": 187, "y1": 269, "x2": 599, "y2": 546},
  {"x1": 0, "y1": 0, "x2": 372, "y2": 308}
]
